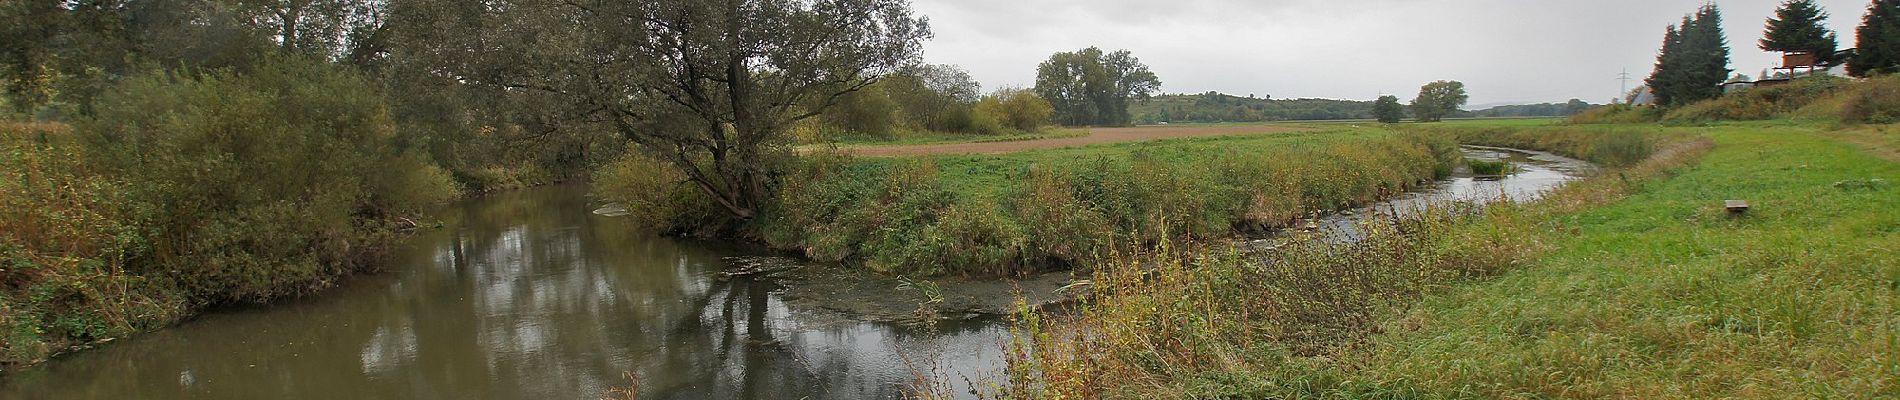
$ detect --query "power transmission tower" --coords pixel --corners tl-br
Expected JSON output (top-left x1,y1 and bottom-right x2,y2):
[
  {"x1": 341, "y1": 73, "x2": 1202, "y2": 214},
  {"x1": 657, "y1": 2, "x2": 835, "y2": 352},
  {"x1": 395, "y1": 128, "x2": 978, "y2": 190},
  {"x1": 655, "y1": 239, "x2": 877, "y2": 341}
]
[{"x1": 1617, "y1": 68, "x2": 1633, "y2": 104}]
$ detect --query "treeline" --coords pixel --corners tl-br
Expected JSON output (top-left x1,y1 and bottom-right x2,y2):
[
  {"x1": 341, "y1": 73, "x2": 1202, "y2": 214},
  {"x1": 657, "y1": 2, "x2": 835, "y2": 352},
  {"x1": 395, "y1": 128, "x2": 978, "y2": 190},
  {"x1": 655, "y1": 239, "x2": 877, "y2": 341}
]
[
  {"x1": 1132, "y1": 91, "x2": 1589, "y2": 124},
  {"x1": 1132, "y1": 92, "x2": 1377, "y2": 123},
  {"x1": 1472, "y1": 100, "x2": 1596, "y2": 118}
]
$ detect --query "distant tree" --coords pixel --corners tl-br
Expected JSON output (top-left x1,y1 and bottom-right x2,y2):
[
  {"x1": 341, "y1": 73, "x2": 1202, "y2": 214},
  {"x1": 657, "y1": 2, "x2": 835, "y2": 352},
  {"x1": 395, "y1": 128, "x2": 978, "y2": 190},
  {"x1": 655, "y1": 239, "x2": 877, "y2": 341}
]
[
  {"x1": 1647, "y1": 4, "x2": 1730, "y2": 107},
  {"x1": 1564, "y1": 99, "x2": 1592, "y2": 115},
  {"x1": 977, "y1": 87, "x2": 1055, "y2": 132},
  {"x1": 1760, "y1": 0, "x2": 1837, "y2": 63},
  {"x1": 1034, "y1": 47, "x2": 1160, "y2": 126},
  {"x1": 1409, "y1": 81, "x2": 1467, "y2": 122},
  {"x1": 1851, "y1": 0, "x2": 1900, "y2": 77},
  {"x1": 882, "y1": 64, "x2": 982, "y2": 132},
  {"x1": 1371, "y1": 95, "x2": 1405, "y2": 123}
]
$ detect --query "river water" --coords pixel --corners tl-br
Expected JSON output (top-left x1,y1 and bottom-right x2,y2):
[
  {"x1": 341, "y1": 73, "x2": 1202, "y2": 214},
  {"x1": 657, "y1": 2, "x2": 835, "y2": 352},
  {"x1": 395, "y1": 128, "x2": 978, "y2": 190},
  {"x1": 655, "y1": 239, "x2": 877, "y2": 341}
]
[{"x1": 0, "y1": 146, "x2": 1591, "y2": 399}]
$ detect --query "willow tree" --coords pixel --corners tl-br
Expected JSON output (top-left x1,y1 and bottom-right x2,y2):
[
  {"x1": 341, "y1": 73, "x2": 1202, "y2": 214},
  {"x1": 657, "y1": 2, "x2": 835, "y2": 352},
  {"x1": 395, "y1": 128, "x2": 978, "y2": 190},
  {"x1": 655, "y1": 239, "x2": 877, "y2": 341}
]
[{"x1": 392, "y1": 0, "x2": 930, "y2": 220}]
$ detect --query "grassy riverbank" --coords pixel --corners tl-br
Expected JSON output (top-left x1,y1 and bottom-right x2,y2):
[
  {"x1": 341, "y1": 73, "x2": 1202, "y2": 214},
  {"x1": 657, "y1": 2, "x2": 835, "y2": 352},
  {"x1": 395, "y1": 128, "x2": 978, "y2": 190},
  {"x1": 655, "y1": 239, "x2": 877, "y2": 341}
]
[
  {"x1": 987, "y1": 120, "x2": 1900, "y2": 398},
  {"x1": 751, "y1": 127, "x2": 1461, "y2": 276}
]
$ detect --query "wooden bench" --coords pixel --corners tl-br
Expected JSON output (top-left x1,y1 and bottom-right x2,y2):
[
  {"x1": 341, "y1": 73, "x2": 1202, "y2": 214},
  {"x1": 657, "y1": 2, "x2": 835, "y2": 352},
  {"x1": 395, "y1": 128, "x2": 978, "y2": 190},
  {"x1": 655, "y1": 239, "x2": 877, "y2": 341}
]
[{"x1": 1725, "y1": 200, "x2": 1750, "y2": 215}]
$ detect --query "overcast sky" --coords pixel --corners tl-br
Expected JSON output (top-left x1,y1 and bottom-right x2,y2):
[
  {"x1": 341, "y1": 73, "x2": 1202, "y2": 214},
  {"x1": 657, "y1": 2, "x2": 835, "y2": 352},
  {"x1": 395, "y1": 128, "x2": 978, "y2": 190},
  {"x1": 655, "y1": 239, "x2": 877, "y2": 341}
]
[{"x1": 912, "y1": 0, "x2": 1872, "y2": 106}]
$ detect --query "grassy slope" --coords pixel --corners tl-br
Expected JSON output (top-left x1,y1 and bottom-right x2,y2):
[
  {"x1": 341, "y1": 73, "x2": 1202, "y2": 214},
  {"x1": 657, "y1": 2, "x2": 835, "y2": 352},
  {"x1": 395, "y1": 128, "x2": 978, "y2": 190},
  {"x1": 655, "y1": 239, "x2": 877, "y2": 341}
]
[{"x1": 1350, "y1": 124, "x2": 1900, "y2": 397}]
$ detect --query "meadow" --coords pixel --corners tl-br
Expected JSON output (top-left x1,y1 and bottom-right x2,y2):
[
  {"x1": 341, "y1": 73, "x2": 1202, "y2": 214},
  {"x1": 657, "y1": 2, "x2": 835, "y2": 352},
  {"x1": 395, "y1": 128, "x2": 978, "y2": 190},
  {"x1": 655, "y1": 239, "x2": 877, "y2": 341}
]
[{"x1": 983, "y1": 118, "x2": 1900, "y2": 398}]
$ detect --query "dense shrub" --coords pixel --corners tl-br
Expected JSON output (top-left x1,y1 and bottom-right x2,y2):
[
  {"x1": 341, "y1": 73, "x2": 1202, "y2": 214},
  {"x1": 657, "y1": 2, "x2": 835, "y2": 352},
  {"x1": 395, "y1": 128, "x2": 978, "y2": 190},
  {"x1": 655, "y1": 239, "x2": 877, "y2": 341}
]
[
  {"x1": 591, "y1": 148, "x2": 728, "y2": 236},
  {"x1": 79, "y1": 57, "x2": 457, "y2": 303},
  {"x1": 977, "y1": 88, "x2": 1056, "y2": 132},
  {"x1": 0, "y1": 123, "x2": 187, "y2": 365}
]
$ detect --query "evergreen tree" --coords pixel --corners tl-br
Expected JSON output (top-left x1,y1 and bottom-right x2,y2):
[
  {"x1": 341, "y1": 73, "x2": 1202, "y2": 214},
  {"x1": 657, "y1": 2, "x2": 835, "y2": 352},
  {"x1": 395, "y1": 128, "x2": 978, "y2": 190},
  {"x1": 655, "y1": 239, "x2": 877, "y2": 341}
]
[
  {"x1": 1371, "y1": 95, "x2": 1405, "y2": 123},
  {"x1": 1850, "y1": 0, "x2": 1900, "y2": 77},
  {"x1": 1760, "y1": 0, "x2": 1838, "y2": 63},
  {"x1": 1647, "y1": 4, "x2": 1730, "y2": 107}
]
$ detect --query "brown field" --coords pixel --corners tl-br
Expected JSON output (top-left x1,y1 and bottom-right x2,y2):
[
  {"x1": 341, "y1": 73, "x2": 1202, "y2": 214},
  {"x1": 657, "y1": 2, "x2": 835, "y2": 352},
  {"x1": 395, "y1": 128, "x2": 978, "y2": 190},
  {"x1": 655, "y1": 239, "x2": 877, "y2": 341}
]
[{"x1": 834, "y1": 124, "x2": 1310, "y2": 156}]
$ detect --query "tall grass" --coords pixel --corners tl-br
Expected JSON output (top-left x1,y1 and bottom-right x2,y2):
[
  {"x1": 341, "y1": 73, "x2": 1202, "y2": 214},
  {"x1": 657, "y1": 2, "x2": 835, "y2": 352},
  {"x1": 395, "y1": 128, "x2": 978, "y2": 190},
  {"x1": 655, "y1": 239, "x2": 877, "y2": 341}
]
[
  {"x1": 753, "y1": 129, "x2": 1460, "y2": 276},
  {"x1": 984, "y1": 125, "x2": 1714, "y2": 398}
]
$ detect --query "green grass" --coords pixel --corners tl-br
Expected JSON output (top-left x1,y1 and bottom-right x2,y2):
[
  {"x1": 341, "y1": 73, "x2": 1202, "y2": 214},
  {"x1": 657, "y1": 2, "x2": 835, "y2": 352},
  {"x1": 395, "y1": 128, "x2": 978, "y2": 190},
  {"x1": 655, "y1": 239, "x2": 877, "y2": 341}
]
[
  {"x1": 1349, "y1": 124, "x2": 1900, "y2": 398},
  {"x1": 758, "y1": 126, "x2": 1460, "y2": 276},
  {"x1": 984, "y1": 120, "x2": 1900, "y2": 398}
]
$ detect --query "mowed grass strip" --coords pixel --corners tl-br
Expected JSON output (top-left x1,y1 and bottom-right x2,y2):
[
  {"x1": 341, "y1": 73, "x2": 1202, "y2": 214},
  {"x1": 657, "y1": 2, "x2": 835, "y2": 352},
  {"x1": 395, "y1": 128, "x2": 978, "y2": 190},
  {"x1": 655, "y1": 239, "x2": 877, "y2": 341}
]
[{"x1": 1353, "y1": 125, "x2": 1900, "y2": 398}]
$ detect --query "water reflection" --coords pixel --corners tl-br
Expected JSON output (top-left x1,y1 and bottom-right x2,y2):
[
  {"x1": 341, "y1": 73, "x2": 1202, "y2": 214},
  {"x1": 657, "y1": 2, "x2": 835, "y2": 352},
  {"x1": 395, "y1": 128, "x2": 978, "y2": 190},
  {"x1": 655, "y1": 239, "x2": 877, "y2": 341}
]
[{"x1": 0, "y1": 186, "x2": 1007, "y2": 399}]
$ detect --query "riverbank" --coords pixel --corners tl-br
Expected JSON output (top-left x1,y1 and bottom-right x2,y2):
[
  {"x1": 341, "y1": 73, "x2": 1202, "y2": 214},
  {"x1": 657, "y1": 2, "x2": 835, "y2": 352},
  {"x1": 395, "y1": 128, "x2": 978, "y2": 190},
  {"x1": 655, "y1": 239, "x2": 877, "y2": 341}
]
[
  {"x1": 740, "y1": 145, "x2": 1596, "y2": 324},
  {"x1": 991, "y1": 120, "x2": 1900, "y2": 398},
  {"x1": 748, "y1": 126, "x2": 1461, "y2": 277}
]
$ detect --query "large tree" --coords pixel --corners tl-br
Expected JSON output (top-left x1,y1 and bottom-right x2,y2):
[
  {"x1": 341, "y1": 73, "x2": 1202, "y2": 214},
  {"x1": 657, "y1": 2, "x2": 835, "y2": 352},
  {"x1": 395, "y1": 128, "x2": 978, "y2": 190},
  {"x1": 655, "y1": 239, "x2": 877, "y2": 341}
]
[
  {"x1": 391, "y1": 0, "x2": 929, "y2": 220},
  {"x1": 1409, "y1": 81, "x2": 1467, "y2": 122},
  {"x1": 1851, "y1": 0, "x2": 1900, "y2": 77},
  {"x1": 1760, "y1": 0, "x2": 1837, "y2": 63},
  {"x1": 1033, "y1": 47, "x2": 1160, "y2": 126},
  {"x1": 1371, "y1": 95, "x2": 1404, "y2": 123},
  {"x1": 1647, "y1": 4, "x2": 1730, "y2": 107}
]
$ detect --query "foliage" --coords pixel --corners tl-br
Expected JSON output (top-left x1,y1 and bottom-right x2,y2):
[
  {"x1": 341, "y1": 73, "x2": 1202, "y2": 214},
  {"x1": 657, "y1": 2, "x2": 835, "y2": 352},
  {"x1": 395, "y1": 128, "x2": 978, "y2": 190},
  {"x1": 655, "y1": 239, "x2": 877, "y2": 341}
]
[
  {"x1": 1466, "y1": 159, "x2": 1516, "y2": 176},
  {"x1": 395, "y1": 0, "x2": 932, "y2": 220},
  {"x1": 882, "y1": 64, "x2": 985, "y2": 133},
  {"x1": 1759, "y1": 0, "x2": 1838, "y2": 62},
  {"x1": 1034, "y1": 47, "x2": 1161, "y2": 127},
  {"x1": 1850, "y1": 0, "x2": 1900, "y2": 77},
  {"x1": 1409, "y1": 80, "x2": 1468, "y2": 122},
  {"x1": 1371, "y1": 95, "x2": 1405, "y2": 123},
  {"x1": 976, "y1": 88, "x2": 1055, "y2": 132},
  {"x1": 79, "y1": 57, "x2": 457, "y2": 303},
  {"x1": 1648, "y1": 4, "x2": 1731, "y2": 107},
  {"x1": 0, "y1": 122, "x2": 187, "y2": 366},
  {"x1": 592, "y1": 147, "x2": 729, "y2": 236}
]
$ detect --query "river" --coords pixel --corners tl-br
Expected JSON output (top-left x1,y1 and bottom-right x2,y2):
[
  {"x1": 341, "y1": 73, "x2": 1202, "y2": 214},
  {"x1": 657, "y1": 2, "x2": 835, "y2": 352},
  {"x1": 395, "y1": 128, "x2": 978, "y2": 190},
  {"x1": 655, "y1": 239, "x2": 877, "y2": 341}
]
[{"x1": 0, "y1": 146, "x2": 1591, "y2": 399}]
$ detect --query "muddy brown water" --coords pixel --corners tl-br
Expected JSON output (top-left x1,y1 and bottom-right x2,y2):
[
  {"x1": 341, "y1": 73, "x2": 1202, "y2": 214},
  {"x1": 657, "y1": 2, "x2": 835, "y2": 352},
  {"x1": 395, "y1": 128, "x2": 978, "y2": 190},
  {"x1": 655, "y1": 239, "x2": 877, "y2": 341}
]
[{"x1": 0, "y1": 147, "x2": 1590, "y2": 399}]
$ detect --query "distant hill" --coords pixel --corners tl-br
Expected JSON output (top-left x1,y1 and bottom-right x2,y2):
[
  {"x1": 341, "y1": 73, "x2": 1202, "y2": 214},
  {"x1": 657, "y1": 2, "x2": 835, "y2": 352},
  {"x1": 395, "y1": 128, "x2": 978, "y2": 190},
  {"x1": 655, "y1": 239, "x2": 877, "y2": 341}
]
[{"x1": 1131, "y1": 92, "x2": 1595, "y2": 123}]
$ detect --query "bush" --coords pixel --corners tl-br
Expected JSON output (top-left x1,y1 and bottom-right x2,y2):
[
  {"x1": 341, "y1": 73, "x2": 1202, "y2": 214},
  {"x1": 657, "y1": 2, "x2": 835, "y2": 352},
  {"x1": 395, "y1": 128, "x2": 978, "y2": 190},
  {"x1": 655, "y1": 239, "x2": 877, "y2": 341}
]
[
  {"x1": 1, "y1": 122, "x2": 188, "y2": 365},
  {"x1": 79, "y1": 57, "x2": 456, "y2": 303},
  {"x1": 592, "y1": 148, "x2": 727, "y2": 235},
  {"x1": 978, "y1": 88, "x2": 1055, "y2": 133}
]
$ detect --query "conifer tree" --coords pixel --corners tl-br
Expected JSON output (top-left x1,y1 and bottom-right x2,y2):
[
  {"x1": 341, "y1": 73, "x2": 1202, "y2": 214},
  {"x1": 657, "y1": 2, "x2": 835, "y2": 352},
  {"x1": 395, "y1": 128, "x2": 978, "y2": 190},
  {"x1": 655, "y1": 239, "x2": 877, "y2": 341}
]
[
  {"x1": 1850, "y1": 0, "x2": 1900, "y2": 77},
  {"x1": 1761, "y1": 0, "x2": 1838, "y2": 63},
  {"x1": 1647, "y1": 4, "x2": 1730, "y2": 107}
]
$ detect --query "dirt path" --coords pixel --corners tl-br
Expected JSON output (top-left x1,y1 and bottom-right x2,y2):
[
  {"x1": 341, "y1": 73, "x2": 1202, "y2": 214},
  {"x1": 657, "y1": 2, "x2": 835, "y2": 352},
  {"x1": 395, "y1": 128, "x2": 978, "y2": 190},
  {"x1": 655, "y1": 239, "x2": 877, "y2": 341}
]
[{"x1": 835, "y1": 124, "x2": 1310, "y2": 156}]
